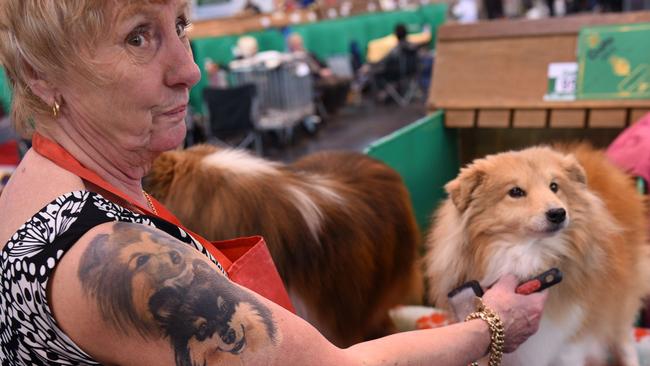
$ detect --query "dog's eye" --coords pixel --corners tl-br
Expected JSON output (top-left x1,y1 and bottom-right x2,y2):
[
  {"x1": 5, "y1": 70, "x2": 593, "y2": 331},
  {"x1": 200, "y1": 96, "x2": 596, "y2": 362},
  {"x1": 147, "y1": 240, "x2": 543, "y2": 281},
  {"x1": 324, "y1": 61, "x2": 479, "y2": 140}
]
[
  {"x1": 194, "y1": 319, "x2": 211, "y2": 340},
  {"x1": 508, "y1": 187, "x2": 526, "y2": 198},
  {"x1": 550, "y1": 182, "x2": 559, "y2": 193},
  {"x1": 136, "y1": 255, "x2": 150, "y2": 269}
]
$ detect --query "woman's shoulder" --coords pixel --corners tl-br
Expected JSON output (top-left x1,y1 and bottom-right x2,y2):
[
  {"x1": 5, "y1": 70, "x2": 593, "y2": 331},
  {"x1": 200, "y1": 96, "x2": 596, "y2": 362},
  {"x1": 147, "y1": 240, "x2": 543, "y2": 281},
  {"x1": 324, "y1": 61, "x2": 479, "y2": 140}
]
[
  {"x1": 2, "y1": 182, "x2": 221, "y2": 276},
  {"x1": 0, "y1": 190, "x2": 221, "y2": 365},
  {"x1": 0, "y1": 149, "x2": 85, "y2": 247}
]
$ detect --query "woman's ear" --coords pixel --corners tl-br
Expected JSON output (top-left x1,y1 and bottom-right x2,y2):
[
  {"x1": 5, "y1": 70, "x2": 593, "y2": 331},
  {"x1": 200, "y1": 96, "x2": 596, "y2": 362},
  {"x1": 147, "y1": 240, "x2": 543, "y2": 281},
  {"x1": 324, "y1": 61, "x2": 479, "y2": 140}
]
[
  {"x1": 445, "y1": 165, "x2": 484, "y2": 213},
  {"x1": 24, "y1": 64, "x2": 58, "y2": 107}
]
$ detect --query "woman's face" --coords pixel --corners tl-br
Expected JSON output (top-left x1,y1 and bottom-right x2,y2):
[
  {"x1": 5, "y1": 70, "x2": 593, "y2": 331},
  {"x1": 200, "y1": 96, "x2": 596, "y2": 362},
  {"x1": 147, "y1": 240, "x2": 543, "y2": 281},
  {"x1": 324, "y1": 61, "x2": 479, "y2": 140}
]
[{"x1": 58, "y1": 0, "x2": 200, "y2": 156}]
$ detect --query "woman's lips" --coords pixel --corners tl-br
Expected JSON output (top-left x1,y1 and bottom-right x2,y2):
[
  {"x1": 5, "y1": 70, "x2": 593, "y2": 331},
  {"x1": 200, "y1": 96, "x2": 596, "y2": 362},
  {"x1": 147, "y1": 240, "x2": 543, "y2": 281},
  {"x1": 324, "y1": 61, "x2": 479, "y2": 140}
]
[{"x1": 163, "y1": 105, "x2": 187, "y2": 117}]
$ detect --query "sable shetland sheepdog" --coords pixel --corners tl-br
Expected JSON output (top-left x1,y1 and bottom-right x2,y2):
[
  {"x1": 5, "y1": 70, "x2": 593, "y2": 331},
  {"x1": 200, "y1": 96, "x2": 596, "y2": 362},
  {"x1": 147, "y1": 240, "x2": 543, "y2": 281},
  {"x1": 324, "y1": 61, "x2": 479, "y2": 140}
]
[
  {"x1": 424, "y1": 144, "x2": 650, "y2": 366},
  {"x1": 145, "y1": 144, "x2": 422, "y2": 347}
]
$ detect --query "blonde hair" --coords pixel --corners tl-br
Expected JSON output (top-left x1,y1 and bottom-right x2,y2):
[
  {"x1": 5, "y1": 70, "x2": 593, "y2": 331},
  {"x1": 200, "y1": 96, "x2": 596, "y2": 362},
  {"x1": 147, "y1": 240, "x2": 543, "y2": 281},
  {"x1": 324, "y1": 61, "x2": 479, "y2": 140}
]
[
  {"x1": 0, "y1": 1, "x2": 115, "y2": 136},
  {"x1": 236, "y1": 36, "x2": 259, "y2": 59}
]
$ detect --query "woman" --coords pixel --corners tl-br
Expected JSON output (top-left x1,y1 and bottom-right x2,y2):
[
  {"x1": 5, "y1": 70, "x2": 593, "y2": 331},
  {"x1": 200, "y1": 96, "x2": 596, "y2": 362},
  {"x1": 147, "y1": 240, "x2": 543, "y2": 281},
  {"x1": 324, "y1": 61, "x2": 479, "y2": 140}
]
[
  {"x1": 0, "y1": 1, "x2": 547, "y2": 365},
  {"x1": 287, "y1": 33, "x2": 351, "y2": 115}
]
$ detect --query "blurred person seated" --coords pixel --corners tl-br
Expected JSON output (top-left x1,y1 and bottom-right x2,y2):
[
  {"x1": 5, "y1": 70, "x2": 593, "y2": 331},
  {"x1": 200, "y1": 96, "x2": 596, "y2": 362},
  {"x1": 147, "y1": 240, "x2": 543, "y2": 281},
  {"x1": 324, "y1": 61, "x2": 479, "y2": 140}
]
[
  {"x1": 366, "y1": 24, "x2": 430, "y2": 104},
  {"x1": 234, "y1": 35, "x2": 260, "y2": 60},
  {"x1": 366, "y1": 24, "x2": 431, "y2": 64},
  {"x1": 484, "y1": 0, "x2": 504, "y2": 18},
  {"x1": 204, "y1": 58, "x2": 229, "y2": 88},
  {"x1": 452, "y1": 0, "x2": 479, "y2": 23},
  {"x1": 287, "y1": 33, "x2": 333, "y2": 79},
  {"x1": 287, "y1": 33, "x2": 350, "y2": 116}
]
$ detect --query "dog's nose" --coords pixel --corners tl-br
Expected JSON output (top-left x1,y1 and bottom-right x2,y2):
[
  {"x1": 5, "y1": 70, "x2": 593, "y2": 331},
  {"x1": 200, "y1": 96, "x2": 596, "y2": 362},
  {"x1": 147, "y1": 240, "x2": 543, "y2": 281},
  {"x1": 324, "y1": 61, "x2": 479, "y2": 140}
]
[{"x1": 546, "y1": 208, "x2": 566, "y2": 224}]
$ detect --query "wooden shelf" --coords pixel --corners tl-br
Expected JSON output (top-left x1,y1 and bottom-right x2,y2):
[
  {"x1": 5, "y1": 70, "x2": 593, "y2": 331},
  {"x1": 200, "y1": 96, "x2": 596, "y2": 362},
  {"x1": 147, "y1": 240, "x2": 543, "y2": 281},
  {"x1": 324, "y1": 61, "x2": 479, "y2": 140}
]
[
  {"x1": 188, "y1": 10, "x2": 317, "y2": 39},
  {"x1": 437, "y1": 11, "x2": 650, "y2": 41},
  {"x1": 443, "y1": 107, "x2": 649, "y2": 128}
]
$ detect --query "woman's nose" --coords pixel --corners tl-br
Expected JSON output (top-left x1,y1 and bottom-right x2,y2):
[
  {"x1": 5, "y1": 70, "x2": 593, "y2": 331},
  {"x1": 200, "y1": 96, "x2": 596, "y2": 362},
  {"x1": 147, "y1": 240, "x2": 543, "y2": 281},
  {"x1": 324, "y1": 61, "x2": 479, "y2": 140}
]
[{"x1": 164, "y1": 37, "x2": 201, "y2": 89}]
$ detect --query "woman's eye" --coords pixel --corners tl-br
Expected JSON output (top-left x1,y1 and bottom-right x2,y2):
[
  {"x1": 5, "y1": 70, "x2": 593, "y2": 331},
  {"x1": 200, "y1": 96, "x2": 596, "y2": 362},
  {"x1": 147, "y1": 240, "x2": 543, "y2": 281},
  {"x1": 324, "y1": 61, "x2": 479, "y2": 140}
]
[
  {"x1": 508, "y1": 187, "x2": 526, "y2": 198},
  {"x1": 127, "y1": 34, "x2": 145, "y2": 47},
  {"x1": 550, "y1": 182, "x2": 559, "y2": 193},
  {"x1": 176, "y1": 17, "x2": 190, "y2": 37},
  {"x1": 126, "y1": 25, "x2": 150, "y2": 47}
]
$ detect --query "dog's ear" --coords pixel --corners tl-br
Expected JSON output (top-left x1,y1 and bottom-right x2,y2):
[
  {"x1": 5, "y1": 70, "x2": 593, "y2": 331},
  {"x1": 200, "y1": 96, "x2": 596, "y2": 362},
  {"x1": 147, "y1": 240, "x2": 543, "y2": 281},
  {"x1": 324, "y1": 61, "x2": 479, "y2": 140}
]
[
  {"x1": 143, "y1": 151, "x2": 182, "y2": 201},
  {"x1": 445, "y1": 166, "x2": 485, "y2": 212},
  {"x1": 562, "y1": 154, "x2": 587, "y2": 185}
]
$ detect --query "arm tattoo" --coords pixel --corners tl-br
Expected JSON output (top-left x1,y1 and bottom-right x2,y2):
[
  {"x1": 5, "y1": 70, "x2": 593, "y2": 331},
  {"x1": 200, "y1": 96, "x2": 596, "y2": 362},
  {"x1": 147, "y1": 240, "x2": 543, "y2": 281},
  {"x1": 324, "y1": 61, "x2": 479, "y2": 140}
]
[{"x1": 78, "y1": 222, "x2": 278, "y2": 366}]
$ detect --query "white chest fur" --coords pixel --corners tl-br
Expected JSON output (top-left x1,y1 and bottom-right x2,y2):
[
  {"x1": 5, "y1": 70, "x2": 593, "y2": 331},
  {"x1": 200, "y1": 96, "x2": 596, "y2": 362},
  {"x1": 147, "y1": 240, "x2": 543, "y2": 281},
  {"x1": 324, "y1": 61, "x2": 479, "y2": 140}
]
[
  {"x1": 480, "y1": 238, "x2": 565, "y2": 287},
  {"x1": 502, "y1": 305, "x2": 589, "y2": 366},
  {"x1": 480, "y1": 240, "x2": 598, "y2": 366}
]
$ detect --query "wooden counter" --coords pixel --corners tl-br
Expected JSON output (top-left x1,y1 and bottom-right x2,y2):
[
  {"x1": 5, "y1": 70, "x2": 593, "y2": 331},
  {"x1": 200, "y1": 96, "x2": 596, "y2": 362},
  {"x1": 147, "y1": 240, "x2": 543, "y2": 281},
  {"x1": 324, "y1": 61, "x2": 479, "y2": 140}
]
[{"x1": 427, "y1": 11, "x2": 650, "y2": 128}]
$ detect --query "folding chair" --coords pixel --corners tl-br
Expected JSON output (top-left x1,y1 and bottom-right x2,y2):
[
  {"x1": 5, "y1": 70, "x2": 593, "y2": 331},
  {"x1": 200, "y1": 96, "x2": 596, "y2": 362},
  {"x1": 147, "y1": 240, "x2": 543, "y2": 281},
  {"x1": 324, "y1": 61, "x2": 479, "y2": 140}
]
[
  {"x1": 382, "y1": 45, "x2": 422, "y2": 106},
  {"x1": 202, "y1": 84, "x2": 262, "y2": 155}
]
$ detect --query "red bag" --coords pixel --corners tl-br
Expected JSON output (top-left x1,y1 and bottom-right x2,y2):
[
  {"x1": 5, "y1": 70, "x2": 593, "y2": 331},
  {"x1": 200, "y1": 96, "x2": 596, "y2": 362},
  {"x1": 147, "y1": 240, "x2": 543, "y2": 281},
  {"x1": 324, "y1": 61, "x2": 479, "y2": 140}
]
[{"x1": 0, "y1": 140, "x2": 19, "y2": 165}]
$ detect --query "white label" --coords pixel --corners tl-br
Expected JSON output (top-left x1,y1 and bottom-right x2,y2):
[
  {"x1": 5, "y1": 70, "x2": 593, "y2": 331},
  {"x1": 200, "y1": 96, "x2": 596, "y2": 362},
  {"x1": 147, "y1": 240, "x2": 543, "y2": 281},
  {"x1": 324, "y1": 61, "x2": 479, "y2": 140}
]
[{"x1": 544, "y1": 62, "x2": 578, "y2": 101}]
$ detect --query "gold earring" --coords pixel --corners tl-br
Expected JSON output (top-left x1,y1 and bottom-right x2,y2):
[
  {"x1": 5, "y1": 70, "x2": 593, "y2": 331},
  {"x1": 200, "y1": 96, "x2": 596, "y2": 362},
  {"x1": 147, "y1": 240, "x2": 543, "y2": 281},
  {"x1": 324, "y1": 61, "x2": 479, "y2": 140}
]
[{"x1": 52, "y1": 100, "x2": 60, "y2": 118}]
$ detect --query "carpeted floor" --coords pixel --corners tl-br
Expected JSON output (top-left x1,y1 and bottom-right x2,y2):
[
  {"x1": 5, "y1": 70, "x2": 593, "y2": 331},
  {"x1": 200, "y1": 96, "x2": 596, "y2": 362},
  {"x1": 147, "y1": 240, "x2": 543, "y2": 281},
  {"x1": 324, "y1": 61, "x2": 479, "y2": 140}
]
[{"x1": 261, "y1": 98, "x2": 427, "y2": 163}]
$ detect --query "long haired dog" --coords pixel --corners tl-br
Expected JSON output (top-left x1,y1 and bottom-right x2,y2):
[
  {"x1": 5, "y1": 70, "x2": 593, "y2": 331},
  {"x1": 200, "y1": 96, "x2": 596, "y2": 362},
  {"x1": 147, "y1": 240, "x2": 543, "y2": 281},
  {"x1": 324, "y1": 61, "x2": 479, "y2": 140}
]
[
  {"x1": 146, "y1": 145, "x2": 422, "y2": 347},
  {"x1": 424, "y1": 144, "x2": 650, "y2": 366}
]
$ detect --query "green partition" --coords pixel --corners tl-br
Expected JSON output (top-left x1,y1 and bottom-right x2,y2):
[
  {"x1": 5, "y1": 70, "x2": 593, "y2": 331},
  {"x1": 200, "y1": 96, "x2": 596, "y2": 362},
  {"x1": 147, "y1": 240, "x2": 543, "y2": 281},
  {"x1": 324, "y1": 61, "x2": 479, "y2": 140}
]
[
  {"x1": 190, "y1": 4, "x2": 447, "y2": 111},
  {"x1": 418, "y1": 3, "x2": 447, "y2": 47},
  {"x1": 0, "y1": 68, "x2": 12, "y2": 112},
  {"x1": 365, "y1": 111, "x2": 459, "y2": 231},
  {"x1": 291, "y1": 19, "x2": 361, "y2": 62},
  {"x1": 246, "y1": 29, "x2": 288, "y2": 51},
  {"x1": 291, "y1": 4, "x2": 446, "y2": 63}
]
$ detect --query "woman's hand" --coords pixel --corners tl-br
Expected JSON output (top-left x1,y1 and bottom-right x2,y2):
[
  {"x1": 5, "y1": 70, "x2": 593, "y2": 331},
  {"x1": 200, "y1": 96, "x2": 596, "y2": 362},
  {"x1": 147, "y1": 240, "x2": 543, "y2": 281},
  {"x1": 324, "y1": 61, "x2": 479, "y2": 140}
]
[{"x1": 482, "y1": 274, "x2": 548, "y2": 353}]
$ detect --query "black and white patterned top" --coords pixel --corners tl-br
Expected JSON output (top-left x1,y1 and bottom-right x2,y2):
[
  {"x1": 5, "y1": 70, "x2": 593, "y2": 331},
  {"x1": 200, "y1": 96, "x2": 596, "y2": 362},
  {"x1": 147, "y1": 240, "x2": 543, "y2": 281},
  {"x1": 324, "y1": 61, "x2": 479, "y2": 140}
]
[{"x1": 0, "y1": 191, "x2": 224, "y2": 365}]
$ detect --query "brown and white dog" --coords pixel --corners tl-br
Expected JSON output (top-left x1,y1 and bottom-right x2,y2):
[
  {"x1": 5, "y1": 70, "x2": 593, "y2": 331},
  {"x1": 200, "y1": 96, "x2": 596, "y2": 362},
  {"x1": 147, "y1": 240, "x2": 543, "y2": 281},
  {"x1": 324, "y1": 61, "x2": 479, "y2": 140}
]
[
  {"x1": 145, "y1": 145, "x2": 422, "y2": 347},
  {"x1": 424, "y1": 144, "x2": 650, "y2": 366}
]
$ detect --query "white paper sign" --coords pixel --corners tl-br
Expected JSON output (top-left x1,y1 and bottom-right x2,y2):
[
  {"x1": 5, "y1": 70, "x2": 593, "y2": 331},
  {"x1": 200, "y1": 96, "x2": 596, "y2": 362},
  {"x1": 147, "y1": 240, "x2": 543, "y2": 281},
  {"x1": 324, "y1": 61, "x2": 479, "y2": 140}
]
[{"x1": 544, "y1": 62, "x2": 578, "y2": 101}]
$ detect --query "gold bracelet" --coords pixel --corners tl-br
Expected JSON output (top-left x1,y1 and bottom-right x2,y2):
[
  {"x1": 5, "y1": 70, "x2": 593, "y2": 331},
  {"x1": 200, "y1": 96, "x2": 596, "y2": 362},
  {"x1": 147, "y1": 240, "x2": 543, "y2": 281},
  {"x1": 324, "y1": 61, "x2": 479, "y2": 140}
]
[{"x1": 465, "y1": 298, "x2": 505, "y2": 366}]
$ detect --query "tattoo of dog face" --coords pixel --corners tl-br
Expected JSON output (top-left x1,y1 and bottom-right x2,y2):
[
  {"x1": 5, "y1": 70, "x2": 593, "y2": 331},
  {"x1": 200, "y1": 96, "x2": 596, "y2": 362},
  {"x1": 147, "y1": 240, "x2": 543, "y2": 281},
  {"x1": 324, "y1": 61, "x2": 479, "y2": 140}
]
[{"x1": 78, "y1": 222, "x2": 278, "y2": 366}]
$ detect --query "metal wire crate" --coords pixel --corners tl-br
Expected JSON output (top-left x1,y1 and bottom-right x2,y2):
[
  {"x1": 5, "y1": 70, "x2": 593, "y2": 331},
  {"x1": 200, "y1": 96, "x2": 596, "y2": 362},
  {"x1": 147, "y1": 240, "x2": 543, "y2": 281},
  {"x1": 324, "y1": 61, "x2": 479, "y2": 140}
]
[{"x1": 229, "y1": 52, "x2": 315, "y2": 132}]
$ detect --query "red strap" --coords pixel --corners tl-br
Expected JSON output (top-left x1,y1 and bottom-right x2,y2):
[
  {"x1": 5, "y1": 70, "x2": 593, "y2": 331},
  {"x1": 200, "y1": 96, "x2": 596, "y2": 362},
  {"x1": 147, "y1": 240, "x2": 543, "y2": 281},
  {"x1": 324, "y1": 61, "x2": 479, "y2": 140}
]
[{"x1": 31, "y1": 132, "x2": 232, "y2": 268}]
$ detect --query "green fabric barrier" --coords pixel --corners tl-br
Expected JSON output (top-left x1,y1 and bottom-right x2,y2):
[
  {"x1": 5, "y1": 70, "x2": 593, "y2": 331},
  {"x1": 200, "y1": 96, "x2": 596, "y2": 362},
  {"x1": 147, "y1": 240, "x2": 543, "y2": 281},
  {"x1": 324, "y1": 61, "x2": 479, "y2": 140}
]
[
  {"x1": 246, "y1": 29, "x2": 288, "y2": 51},
  {"x1": 190, "y1": 3, "x2": 446, "y2": 111},
  {"x1": 418, "y1": 3, "x2": 446, "y2": 47},
  {"x1": 0, "y1": 68, "x2": 12, "y2": 113},
  {"x1": 363, "y1": 10, "x2": 421, "y2": 44},
  {"x1": 291, "y1": 20, "x2": 359, "y2": 62},
  {"x1": 291, "y1": 4, "x2": 446, "y2": 63},
  {"x1": 365, "y1": 110, "x2": 459, "y2": 231}
]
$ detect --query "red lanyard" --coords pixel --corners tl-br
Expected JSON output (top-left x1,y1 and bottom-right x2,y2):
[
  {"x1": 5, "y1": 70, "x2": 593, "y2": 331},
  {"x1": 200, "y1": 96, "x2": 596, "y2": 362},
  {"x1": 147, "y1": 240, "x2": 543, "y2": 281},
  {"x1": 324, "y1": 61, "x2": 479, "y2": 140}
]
[{"x1": 31, "y1": 132, "x2": 232, "y2": 268}]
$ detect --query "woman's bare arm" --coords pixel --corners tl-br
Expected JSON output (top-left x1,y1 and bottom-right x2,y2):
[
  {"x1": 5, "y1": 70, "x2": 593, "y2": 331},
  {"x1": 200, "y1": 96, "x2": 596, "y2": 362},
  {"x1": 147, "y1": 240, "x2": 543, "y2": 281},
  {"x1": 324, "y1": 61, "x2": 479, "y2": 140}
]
[{"x1": 49, "y1": 221, "x2": 542, "y2": 366}]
